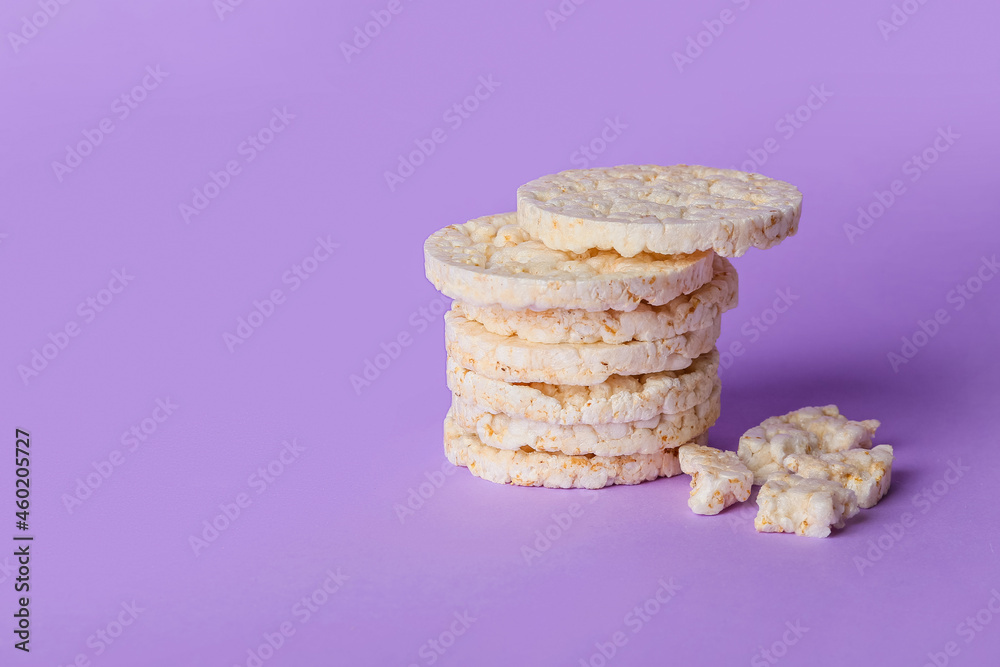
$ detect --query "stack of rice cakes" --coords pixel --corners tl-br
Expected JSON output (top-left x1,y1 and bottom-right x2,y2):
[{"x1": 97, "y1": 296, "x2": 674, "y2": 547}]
[{"x1": 423, "y1": 165, "x2": 802, "y2": 489}]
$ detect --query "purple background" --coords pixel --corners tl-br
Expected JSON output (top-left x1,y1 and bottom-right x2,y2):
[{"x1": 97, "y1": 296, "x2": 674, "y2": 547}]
[{"x1": 2, "y1": 0, "x2": 999, "y2": 665}]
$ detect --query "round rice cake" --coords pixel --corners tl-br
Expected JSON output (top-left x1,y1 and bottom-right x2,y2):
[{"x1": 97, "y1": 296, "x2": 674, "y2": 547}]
[
  {"x1": 445, "y1": 310, "x2": 720, "y2": 385},
  {"x1": 456, "y1": 254, "x2": 737, "y2": 344},
  {"x1": 423, "y1": 212, "x2": 715, "y2": 312},
  {"x1": 450, "y1": 379, "x2": 721, "y2": 456},
  {"x1": 444, "y1": 411, "x2": 708, "y2": 489},
  {"x1": 446, "y1": 349, "x2": 719, "y2": 425},
  {"x1": 516, "y1": 164, "x2": 802, "y2": 257}
]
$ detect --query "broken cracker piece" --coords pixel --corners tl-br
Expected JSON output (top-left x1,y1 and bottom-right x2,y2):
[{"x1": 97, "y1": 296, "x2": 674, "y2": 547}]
[
  {"x1": 783, "y1": 445, "x2": 894, "y2": 509},
  {"x1": 738, "y1": 405, "x2": 881, "y2": 484},
  {"x1": 754, "y1": 473, "x2": 859, "y2": 538},
  {"x1": 789, "y1": 406, "x2": 881, "y2": 453},
  {"x1": 678, "y1": 444, "x2": 753, "y2": 516}
]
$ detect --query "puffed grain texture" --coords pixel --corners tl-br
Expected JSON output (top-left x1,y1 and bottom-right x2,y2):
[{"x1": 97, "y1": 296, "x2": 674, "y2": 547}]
[
  {"x1": 678, "y1": 443, "x2": 753, "y2": 516},
  {"x1": 516, "y1": 164, "x2": 802, "y2": 257},
  {"x1": 451, "y1": 380, "x2": 720, "y2": 456},
  {"x1": 446, "y1": 349, "x2": 719, "y2": 424},
  {"x1": 445, "y1": 310, "x2": 720, "y2": 385},
  {"x1": 754, "y1": 473, "x2": 860, "y2": 538},
  {"x1": 783, "y1": 445, "x2": 894, "y2": 509},
  {"x1": 738, "y1": 405, "x2": 881, "y2": 484},
  {"x1": 424, "y1": 212, "x2": 715, "y2": 311},
  {"x1": 444, "y1": 412, "x2": 707, "y2": 489},
  {"x1": 456, "y1": 255, "x2": 738, "y2": 344}
]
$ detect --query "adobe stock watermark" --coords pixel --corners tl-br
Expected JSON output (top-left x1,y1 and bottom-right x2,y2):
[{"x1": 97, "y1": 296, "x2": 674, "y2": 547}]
[
  {"x1": 7, "y1": 0, "x2": 74, "y2": 54},
  {"x1": 57, "y1": 600, "x2": 145, "y2": 667},
  {"x1": 545, "y1": 0, "x2": 587, "y2": 31},
  {"x1": 222, "y1": 235, "x2": 340, "y2": 352},
  {"x1": 877, "y1": 0, "x2": 934, "y2": 41},
  {"x1": 340, "y1": 0, "x2": 416, "y2": 62},
  {"x1": 232, "y1": 568, "x2": 349, "y2": 667},
  {"x1": 61, "y1": 398, "x2": 180, "y2": 514},
  {"x1": 887, "y1": 255, "x2": 998, "y2": 373},
  {"x1": 854, "y1": 459, "x2": 970, "y2": 575},
  {"x1": 843, "y1": 126, "x2": 959, "y2": 244},
  {"x1": 51, "y1": 65, "x2": 169, "y2": 183},
  {"x1": 919, "y1": 589, "x2": 1000, "y2": 667},
  {"x1": 383, "y1": 75, "x2": 501, "y2": 192},
  {"x1": 736, "y1": 85, "x2": 833, "y2": 173},
  {"x1": 719, "y1": 288, "x2": 799, "y2": 371},
  {"x1": 578, "y1": 578, "x2": 682, "y2": 666},
  {"x1": 214, "y1": 0, "x2": 255, "y2": 21},
  {"x1": 522, "y1": 490, "x2": 600, "y2": 565},
  {"x1": 179, "y1": 107, "x2": 295, "y2": 224},
  {"x1": 0, "y1": 557, "x2": 20, "y2": 586},
  {"x1": 724, "y1": 499, "x2": 758, "y2": 533},
  {"x1": 393, "y1": 459, "x2": 459, "y2": 524},
  {"x1": 350, "y1": 293, "x2": 450, "y2": 395},
  {"x1": 750, "y1": 620, "x2": 810, "y2": 666},
  {"x1": 672, "y1": 0, "x2": 752, "y2": 74},
  {"x1": 570, "y1": 117, "x2": 627, "y2": 169},
  {"x1": 406, "y1": 610, "x2": 477, "y2": 667},
  {"x1": 17, "y1": 268, "x2": 134, "y2": 386},
  {"x1": 188, "y1": 439, "x2": 305, "y2": 556},
  {"x1": 0, "y1": 557, "x2": 35, "y2": 644}
]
